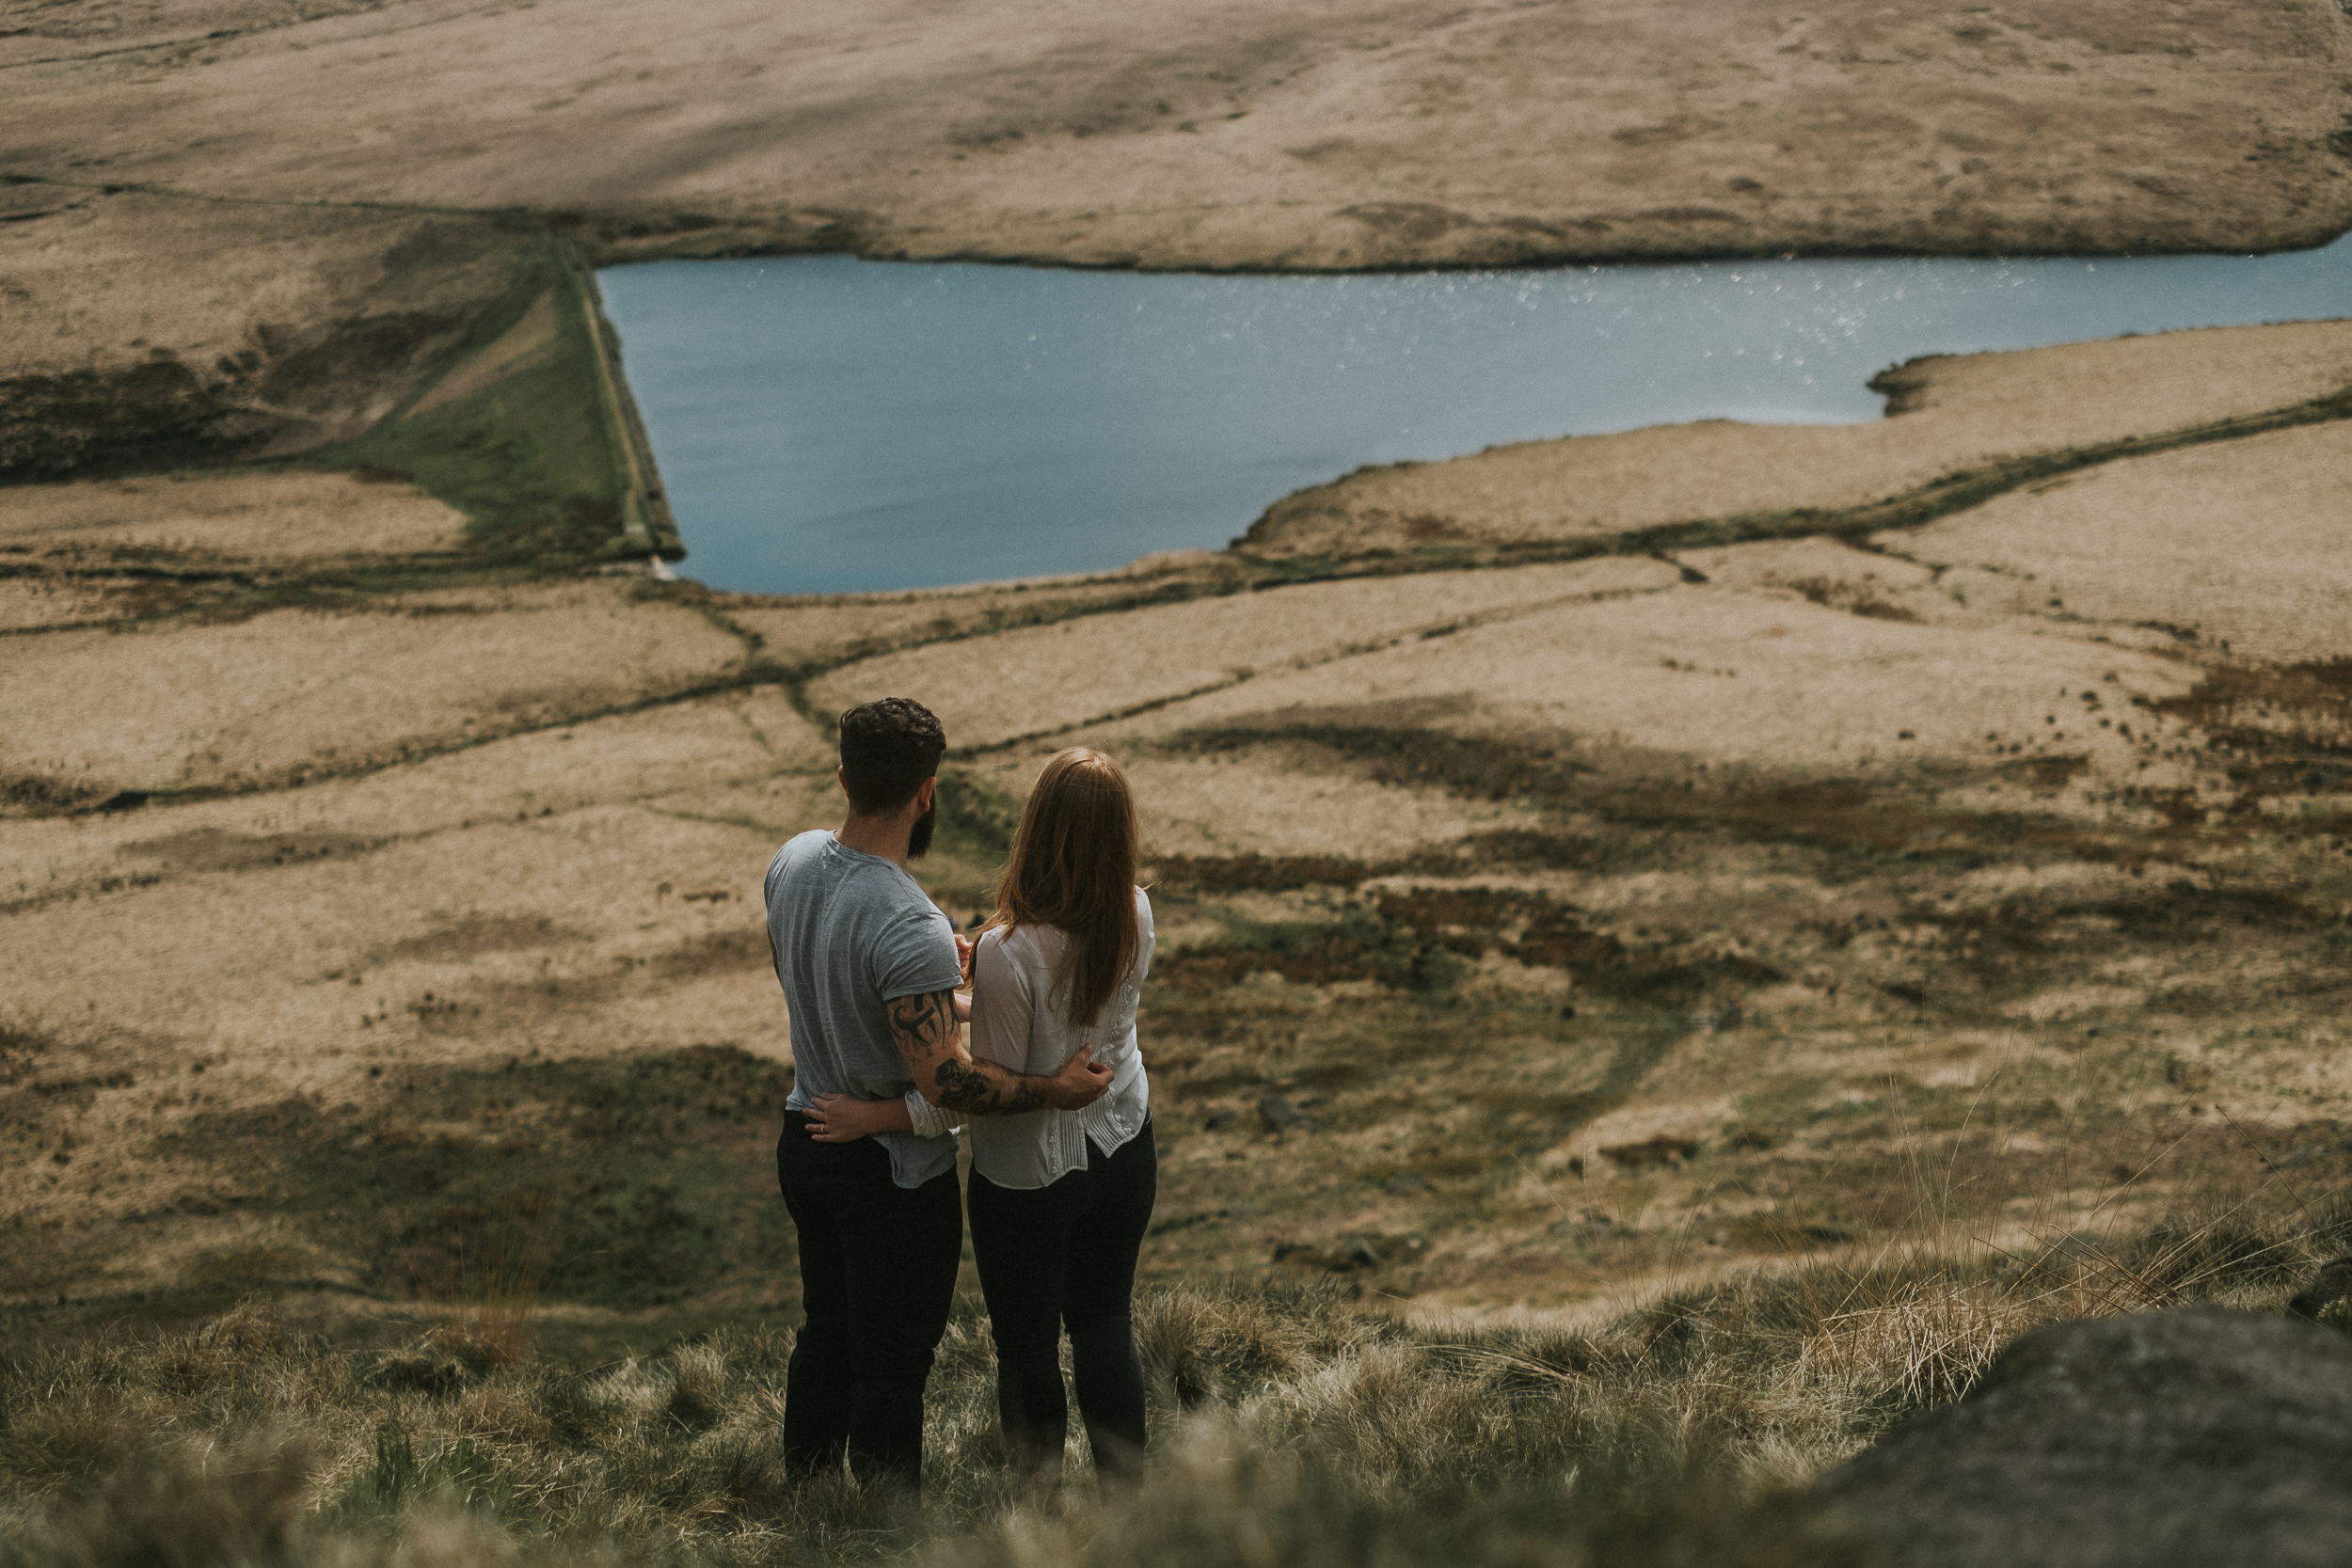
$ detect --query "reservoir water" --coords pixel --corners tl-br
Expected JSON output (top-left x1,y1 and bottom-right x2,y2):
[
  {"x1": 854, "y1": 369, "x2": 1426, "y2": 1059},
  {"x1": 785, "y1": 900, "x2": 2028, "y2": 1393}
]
[{"x1": 598, "y1": 236, "x2": 2352, "y2": 596}]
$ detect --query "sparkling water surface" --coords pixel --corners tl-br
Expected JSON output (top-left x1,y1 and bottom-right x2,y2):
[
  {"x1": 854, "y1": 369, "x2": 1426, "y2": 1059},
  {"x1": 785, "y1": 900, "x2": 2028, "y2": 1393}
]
[{"x1": 597, "y1": 236, "x2": 2352, "y2": 596}]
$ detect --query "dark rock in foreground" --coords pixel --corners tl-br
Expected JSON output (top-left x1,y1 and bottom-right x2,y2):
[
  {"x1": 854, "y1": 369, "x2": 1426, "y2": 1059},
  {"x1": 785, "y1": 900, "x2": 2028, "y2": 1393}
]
[{"x1": 1810, "y1": 1308, "x2": 2352, "y2": 1568}]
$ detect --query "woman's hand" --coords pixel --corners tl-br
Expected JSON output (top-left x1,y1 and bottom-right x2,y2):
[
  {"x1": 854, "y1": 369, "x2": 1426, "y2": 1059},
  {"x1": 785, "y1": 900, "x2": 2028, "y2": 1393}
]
[{"x1": 806, "y1": 1092, "x2": 900, "y2": 1143}]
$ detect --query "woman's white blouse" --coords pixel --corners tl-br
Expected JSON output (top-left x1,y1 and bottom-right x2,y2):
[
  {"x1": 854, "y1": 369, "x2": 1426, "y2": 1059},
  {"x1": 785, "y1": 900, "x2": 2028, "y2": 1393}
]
[{"x1": 964, "y1": 889, "x2": 1154, "y2": 1190}]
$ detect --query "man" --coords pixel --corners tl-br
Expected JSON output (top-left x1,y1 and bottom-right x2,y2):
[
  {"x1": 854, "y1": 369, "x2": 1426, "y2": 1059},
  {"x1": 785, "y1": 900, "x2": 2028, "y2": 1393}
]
[{"x1": 765, "y1": 696, "x2": 1111, "y2": 1495}]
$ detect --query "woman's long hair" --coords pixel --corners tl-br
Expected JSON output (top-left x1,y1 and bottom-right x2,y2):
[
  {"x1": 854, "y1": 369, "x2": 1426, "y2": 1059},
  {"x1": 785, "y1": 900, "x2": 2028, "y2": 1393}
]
[{"x1": 990, "y1": 748, "x2": 1140, "y2": 1030}]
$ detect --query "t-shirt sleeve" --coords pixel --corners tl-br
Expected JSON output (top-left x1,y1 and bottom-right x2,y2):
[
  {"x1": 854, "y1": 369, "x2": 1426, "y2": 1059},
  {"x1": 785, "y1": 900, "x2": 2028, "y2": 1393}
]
[
  {"x1": 968, "y1": 932, "x2": 1036, "y2": 1073},
  {"x1": 874, "y1": 906, "x2": 964, "y2": 1003}
]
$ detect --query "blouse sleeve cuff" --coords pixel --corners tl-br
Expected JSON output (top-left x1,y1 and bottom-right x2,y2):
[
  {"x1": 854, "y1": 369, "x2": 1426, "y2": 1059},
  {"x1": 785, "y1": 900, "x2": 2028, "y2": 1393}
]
[{"x1": 904, "y1": 1087, "x2": 956, "y2": 1140}]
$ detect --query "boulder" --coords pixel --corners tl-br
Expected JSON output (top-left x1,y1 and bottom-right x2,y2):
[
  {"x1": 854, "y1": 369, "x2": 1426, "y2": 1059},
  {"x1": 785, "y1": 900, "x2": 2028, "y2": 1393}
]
[{"x1": 1809, "y1": 1308, "x2": 2352, "y2": 1568}]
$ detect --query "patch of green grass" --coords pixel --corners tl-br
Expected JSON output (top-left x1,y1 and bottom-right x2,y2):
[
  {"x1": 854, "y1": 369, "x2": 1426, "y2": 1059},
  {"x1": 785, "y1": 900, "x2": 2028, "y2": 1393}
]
[
  {"x1": 327, "y1": 1423, "x2": 516, "y2": 1522},
  {"x1": 301, "y1": 242, "x2": 645, "y2": 566}
]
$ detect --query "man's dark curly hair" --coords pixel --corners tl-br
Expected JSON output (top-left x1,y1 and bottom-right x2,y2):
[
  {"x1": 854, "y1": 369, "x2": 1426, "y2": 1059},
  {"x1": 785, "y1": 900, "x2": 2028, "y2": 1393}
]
[{"x1": 838, "y1": 698, "x2": 946, "y2": 814}]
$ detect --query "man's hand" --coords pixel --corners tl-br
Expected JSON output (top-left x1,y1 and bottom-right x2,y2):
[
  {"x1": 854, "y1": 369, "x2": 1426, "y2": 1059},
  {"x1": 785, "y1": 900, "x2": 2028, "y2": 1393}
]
[
  {"x1": 1042, "y1": 1044, "x2": 1113, "y2": 1109},
  {"x1": 887, "y1": 989, "x2": 1110, "y2": 1117}
]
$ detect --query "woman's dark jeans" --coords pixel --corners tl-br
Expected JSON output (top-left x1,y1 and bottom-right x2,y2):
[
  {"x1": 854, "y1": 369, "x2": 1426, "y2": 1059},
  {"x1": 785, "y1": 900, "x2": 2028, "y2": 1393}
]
[
  {"x1": 776, "y1": 1109, "x2": 964, "y2": 1496},
  {"x1": 967, "y1": 1117, "x2": 1156, "y2": 1480}
]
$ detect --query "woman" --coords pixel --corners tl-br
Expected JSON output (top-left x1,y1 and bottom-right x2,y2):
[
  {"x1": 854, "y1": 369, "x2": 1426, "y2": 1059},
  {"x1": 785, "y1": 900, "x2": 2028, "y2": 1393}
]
[{"x1": 805, "y1": 747, "x2": 1156, "y2": 1482}]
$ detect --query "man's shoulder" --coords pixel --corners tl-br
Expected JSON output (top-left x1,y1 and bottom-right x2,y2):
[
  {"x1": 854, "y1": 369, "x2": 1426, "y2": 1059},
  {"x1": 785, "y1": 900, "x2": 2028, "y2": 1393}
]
[
  {"x1": 770, "y1": 833, "x2": 939, "y2": 920},
  {"x1": 775, "y1": 828, "x2": 834, "y2": 863},
  {"x1": 765, "y1": 830, "x2": 827, "y2": 899}
]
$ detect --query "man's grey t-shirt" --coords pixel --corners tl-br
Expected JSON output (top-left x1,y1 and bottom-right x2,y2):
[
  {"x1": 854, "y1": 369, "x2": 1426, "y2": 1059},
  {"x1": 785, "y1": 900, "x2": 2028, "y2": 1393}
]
[{"x1": 765, "y1": 830, "x2": 965, "y2": 1189}]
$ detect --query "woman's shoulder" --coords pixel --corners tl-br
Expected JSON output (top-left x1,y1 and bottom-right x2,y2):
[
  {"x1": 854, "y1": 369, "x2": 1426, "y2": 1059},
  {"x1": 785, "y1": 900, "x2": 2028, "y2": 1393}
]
[{"x1": 984, "y1": 921, "x2": 1062, "y2": 965}]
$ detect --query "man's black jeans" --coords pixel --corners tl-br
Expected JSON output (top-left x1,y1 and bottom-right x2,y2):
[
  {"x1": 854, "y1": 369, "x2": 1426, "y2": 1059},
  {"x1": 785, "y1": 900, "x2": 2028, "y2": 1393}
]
[
  {"x1": 967, "y1": 1118, "x2": 1156, "y2": 1479},
  {"x1": 776, "y1": 1109, "x2": 963, "y2": 1494}
]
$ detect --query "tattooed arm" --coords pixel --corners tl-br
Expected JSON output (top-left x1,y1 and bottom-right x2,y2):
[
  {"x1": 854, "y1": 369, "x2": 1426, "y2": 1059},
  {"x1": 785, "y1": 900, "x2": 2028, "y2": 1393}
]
[{"x1": 887, "y1": 989, "x2": 1110, "y2": 1116}]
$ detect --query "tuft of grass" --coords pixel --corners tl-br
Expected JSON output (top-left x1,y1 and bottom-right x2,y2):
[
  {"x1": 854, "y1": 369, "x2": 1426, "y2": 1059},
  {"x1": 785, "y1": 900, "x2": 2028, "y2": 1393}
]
[{"x1": 2, "y1": 1222, "x2": 2337, "y2": 1568}]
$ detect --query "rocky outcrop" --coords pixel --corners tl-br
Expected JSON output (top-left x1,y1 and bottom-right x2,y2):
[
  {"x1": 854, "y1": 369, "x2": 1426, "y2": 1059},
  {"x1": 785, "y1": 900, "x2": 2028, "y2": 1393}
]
[{"x1": 1810, "y1": 1308, "x2": 2352, "y2": 1568}]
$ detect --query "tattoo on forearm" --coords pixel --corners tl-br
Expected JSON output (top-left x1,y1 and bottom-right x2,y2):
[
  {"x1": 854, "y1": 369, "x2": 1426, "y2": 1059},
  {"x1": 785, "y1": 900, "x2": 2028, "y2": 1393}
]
[
  {"x1": 888, "y1": 988, "x2": 1045, "y2": 1117},
  {"x1": 934, "y1": 1056, "x2": 1044, "y2": 1116}
]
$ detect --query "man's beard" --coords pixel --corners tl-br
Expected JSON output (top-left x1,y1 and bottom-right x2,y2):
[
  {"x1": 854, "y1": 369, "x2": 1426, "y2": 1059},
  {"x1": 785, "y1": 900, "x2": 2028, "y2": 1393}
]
[{"x1": 907, "y1": 800, "x2": 937, "y2": 860}]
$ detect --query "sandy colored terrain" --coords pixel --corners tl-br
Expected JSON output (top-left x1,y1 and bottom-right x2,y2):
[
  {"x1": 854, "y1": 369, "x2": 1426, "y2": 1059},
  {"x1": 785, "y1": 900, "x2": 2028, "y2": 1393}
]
[
  {"x1": 0, "y1": 192, "x2": 520, "y2": 394},
  {"x1": 718, "y1": 550, "x2": 1243, "y2": 677},
  {"x1": 0, "y1": 470, "x2": 467, "y2": 564},
  {"x1": 5, "y1": 0, "x2": 2348, "y2": 272},
  {"x1": 1882, "y1": 420, "x2": 2352, "y2": 665},
  {"x1": 5, "y1": 32, "x2": 2352, "y2": 1559},
  {"x1": 3, "y1": 686, "x2": 825, "y2": 901},
  {"x1": 0, "y1": 580, "x2": 747, "y2": 802},
  {"x1": 807, "y1": 557, "x2": 1678, "y2": 749},
  {"x1": 0, "y1": 577, "x2": 153, "y2": 632},
  {"x1": 1243, "y1": 320, "x2": 2352, "y2": 560},
  {"x1": 7, "y1": 318, "x2": 2350, "y2": 1334},
  {"x1": 1114, "y1": 749, "x2": 1548, "y2": 861},
  {"x1": 408, "y1": 291, "x2": 560, "y2": 417},
  {"x1": 1, "y1": 684, "x2": 842, "y2": 1300},
  {"x1": 1093, "y1": 581, "x2": 2202, "y2": 779}
]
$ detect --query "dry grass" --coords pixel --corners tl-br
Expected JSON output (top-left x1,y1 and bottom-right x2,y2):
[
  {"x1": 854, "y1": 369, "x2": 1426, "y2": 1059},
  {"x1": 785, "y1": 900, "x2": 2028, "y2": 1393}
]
[
  {"x1": 1111, "y1": 745, "x2": 1548, "y2": 860},
  {"x1": 0, "y1": 471, "x2": 469, "y2": 566},
  {"x1": 1243, "y1": 322, "x2": 2352, "y2": 561},
  {"x1": 1883, "y1": 420, "x2": 2352, "y2": 665},
  {"x1": 1, "y1": 1212, "x2": 2342, "y2": 1568},
  {"x1": 3, "y1": 282, "x2": 2347, "y2": 1568},
  {"x1": 718, "y1": 553, "x2": 1240, "y2": 679},
  {"x1": 409, "y1": 291, "x2": 563, "y2": 418},
  {"x1": 1, "y1": 683, "x2": 822, "y2": 894},
  {"x1": 0, "y1": 579, "x2": 747, "y2": 800},
  {"x1": 1673, "y1": 539, "x2": 1945, "y2": 625},
  {"x1": 1089, "y1": 581, "x2": 2199, "y2": 783},
  {"x1": 0, "y1": 673, "x2": 845, "y2": 1282},
  {"x1": 805, "y1": 559, "x2": 1676, "y2": 752},
  {"x1": 0, "y1": 576, "x2": 153, "y2": 633},
  {"x1": 10, "y1": 0, "x2": 2352, "y2": 299}
]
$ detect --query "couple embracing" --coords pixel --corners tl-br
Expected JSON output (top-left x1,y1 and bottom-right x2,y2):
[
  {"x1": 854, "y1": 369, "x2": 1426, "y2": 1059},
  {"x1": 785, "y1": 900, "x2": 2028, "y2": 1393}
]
[{"x1": 763, "y1": 698, "x2": 1157, "y2": 1497}]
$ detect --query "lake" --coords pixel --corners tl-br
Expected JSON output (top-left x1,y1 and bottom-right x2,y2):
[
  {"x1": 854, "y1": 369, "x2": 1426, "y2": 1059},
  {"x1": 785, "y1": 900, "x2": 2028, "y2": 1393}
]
[{"x1": 597, "y1": 237, "x2": 2352, "y2": 595}]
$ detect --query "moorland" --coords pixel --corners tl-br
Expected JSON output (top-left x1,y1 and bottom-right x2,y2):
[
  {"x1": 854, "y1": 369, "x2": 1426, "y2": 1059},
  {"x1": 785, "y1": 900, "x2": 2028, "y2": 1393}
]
[{"x1": 4, "y1": 0, "x2": 2352, "y2": 1562}]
